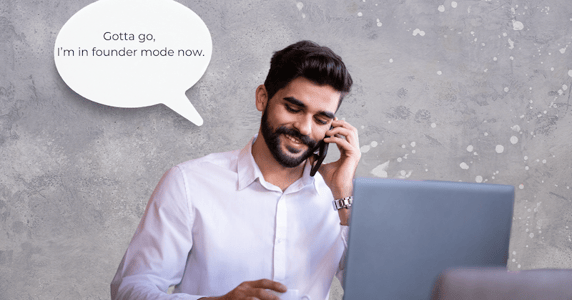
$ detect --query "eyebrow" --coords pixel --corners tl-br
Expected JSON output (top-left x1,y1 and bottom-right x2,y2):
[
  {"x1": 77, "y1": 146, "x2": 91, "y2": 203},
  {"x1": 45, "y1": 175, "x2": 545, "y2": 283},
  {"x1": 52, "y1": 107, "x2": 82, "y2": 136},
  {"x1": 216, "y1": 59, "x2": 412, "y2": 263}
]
[{"x1": 283, "y1": 97, "x2": 335, "y2": 120}]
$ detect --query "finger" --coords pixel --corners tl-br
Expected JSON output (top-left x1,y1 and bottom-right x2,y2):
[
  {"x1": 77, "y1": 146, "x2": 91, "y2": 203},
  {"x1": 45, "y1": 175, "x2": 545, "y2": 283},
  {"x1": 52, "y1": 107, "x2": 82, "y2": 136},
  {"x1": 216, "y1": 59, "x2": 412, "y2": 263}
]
[
  {"x1": 248, "y1": 279, "x2": 287, "y2": 293},
  {"x1": 329, "y1": 120, "x2": 358, "y2": 139},
  {"x1": 327, "y1": 126, "x2": 358, "y2": 141},
  {"x1": 326, "y1": 127, "x2": 360, "y2": 148},
  {"x1": 330, "y1": 118, "x2": 357, "y2": 131},
  {"x1": 252, "y1": 288, "x2": 282, "y2": 300},
  {"x1": 324, "y1": 135, "x2": 359, "y2": 156}
]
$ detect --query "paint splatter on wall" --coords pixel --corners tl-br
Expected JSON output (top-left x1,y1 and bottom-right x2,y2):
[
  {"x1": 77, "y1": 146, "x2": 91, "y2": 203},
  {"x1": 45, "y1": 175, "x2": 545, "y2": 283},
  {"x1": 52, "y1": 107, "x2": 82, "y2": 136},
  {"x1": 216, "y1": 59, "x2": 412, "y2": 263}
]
[
  {"x1": 336, "y1": 0, "x2": 572, "y2": 278},
  {"x1": 1, "y1": 0, "x2": 571, "y2": 299}
]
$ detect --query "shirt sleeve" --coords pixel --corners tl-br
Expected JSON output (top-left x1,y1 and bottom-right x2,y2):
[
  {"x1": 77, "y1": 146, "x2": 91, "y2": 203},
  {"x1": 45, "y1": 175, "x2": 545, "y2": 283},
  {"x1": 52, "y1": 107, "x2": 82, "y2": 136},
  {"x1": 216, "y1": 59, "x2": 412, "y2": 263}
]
[
  {"x1": 335, "y1": 224, "x2": 350, "y2": 286},
  {"x1": 110, "y1": 166, "x2": 204, "y2": 300}
]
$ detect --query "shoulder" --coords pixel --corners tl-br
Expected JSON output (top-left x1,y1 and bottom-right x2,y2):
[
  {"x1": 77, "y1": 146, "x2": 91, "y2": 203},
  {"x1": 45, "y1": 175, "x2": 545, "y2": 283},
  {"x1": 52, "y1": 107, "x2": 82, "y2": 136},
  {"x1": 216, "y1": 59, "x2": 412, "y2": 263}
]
[{"x1": 175, "y1": 149, "x2": 241, "y2": 176}]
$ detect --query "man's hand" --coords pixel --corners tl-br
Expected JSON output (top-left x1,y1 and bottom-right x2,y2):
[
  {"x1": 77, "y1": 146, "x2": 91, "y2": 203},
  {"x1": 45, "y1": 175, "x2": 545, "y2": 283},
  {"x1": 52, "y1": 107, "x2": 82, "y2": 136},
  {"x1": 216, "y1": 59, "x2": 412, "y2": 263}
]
[
  {"x1": 318, "y1": 118, "x2": 361, "y2": 225},
  {"x1": 200, "y1": 279, "x2": 287, "y2": 300}
]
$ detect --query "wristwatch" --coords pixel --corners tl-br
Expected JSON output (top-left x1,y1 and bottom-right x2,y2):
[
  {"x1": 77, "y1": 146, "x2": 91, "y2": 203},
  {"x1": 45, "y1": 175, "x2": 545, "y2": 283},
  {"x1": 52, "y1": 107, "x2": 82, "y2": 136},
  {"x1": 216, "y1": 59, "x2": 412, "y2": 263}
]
[{"x1": 332, "y1": 196, "x2": 353, "y2": 211}]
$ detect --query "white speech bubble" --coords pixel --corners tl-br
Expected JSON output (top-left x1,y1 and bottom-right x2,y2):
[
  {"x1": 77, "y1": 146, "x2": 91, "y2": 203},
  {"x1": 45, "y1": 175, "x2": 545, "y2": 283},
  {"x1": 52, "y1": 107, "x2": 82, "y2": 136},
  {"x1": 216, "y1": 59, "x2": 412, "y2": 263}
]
[{"x1": 54, "y1": 0, "x2": 212, "y2": 126}]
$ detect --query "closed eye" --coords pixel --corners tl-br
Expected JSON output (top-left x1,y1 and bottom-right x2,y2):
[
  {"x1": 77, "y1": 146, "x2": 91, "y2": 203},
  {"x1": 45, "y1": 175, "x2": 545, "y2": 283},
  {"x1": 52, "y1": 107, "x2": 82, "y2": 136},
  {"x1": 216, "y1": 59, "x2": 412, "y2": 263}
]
[
  {"x1": 285, "y1": 104, "x2": 301, "y2": 113},
  {"x1": 315, "y1": 117, "x2": 328, "y2": 125}
]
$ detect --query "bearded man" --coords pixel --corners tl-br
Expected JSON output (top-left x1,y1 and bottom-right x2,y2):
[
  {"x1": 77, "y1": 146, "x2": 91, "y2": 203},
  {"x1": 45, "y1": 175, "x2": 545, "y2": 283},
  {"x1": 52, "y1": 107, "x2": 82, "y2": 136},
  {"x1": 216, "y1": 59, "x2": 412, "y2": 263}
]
[{"x1": 111, "y1": 40, "x2": 361, "y2": 300}]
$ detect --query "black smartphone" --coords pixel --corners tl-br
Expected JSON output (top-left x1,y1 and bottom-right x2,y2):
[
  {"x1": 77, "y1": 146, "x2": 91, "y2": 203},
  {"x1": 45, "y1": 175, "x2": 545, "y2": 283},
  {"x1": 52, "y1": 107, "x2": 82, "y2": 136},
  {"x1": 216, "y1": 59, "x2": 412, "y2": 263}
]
[{"x1": 310, "y1": 126, "x2": 332, "y2": 177}]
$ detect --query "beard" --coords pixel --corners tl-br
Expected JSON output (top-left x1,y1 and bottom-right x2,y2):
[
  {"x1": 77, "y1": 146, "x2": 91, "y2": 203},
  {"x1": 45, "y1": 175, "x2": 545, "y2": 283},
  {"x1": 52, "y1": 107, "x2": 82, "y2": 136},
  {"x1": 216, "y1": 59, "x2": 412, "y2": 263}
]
[{"x1": 260, "y1": 108, "x2": 318, "y2": 168}]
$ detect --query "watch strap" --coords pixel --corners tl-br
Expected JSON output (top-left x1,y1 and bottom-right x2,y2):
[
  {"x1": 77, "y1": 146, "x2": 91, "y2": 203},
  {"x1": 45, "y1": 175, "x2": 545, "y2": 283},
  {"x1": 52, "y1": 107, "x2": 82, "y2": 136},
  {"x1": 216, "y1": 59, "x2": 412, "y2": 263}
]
[{"x1": 332, "y1": 196, "x2": 353, "y2": 211}]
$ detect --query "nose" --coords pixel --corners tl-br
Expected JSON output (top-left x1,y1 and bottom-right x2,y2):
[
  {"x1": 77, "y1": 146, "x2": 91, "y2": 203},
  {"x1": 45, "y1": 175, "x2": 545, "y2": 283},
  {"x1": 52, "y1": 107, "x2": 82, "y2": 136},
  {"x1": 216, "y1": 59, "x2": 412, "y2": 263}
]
[{"x1": 293, "y1": 115, "x2": 312, "y2": 137}]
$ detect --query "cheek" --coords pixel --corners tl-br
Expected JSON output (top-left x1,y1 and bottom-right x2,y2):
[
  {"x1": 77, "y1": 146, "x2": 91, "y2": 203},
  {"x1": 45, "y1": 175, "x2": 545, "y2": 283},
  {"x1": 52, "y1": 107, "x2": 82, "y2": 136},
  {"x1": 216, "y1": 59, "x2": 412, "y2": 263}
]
[
  {"x1": 313, "y1": 128, "x2": 328, "y2": 141},
  {"x1": 273, "y1": 112, "x2": 298, "y2": 127}
]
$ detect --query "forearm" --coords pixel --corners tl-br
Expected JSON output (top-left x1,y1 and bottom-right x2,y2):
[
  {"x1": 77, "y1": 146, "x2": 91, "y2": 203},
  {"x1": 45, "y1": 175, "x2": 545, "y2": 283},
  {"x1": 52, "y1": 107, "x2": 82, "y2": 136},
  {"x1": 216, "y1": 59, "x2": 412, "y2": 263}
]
[
  {"x1": 337, "y1": 208, "x2": 351, "y2": 226},
  {"x1": 111, "y1": 167, "x2": 196, "y2": 300},
  {"x1": 332, "y1": 182, "x2": 353, "y2": 226},
  {"x1": 112, "y1": 277, "x2": 200, "y2": 300}
]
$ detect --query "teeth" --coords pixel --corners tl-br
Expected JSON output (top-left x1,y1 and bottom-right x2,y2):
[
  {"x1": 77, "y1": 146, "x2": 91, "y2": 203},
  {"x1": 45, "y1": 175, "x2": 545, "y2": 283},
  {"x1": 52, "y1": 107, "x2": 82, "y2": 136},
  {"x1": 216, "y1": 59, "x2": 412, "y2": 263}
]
[{"x1": 286, "y1": 134, "x2": 301, "y2": 144}]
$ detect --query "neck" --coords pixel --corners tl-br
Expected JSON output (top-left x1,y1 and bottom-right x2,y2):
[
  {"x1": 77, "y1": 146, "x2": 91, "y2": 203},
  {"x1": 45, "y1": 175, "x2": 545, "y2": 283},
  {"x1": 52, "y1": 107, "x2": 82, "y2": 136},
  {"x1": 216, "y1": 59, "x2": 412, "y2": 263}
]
[{"x1": 251, "y1": 131, "x2": 306, "y2": 191}]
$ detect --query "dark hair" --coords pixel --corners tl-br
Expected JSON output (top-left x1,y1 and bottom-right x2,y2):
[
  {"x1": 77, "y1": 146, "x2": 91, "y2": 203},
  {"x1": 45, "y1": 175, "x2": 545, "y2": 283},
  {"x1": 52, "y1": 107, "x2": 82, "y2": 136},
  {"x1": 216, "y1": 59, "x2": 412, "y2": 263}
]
[{"x1": 263, "y1": 40, "x2": 353, "y2": 109}]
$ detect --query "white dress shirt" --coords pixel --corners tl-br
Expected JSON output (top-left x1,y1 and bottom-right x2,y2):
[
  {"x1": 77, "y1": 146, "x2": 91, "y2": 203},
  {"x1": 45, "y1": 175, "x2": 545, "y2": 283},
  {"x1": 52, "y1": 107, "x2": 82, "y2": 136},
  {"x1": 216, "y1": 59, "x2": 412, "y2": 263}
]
[{"x1": 111, "y1": 136, "x2": 349, "y2": 300}]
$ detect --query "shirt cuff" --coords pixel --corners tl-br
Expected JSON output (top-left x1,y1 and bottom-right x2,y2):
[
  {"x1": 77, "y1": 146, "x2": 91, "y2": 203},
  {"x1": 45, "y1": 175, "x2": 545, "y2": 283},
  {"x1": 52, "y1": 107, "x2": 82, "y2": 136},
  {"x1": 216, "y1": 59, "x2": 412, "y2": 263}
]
[{"x1": 340, "y1": 225, "x2": 350, "y2": 249}]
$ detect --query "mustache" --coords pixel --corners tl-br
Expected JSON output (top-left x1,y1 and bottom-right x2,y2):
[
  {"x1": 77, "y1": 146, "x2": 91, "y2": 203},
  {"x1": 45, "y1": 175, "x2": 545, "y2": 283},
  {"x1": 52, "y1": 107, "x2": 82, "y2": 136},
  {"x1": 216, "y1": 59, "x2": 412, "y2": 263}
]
[{"x1": 275, "y1": 126, "x2": 318, "y2": 149}]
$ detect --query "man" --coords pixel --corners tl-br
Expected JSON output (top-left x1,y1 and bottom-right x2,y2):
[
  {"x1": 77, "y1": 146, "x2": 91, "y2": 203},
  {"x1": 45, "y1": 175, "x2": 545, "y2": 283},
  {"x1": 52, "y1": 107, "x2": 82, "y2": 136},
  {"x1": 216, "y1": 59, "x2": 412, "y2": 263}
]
[{"x1": 111, "y1": 40, "x2": 360, "y2": 300}]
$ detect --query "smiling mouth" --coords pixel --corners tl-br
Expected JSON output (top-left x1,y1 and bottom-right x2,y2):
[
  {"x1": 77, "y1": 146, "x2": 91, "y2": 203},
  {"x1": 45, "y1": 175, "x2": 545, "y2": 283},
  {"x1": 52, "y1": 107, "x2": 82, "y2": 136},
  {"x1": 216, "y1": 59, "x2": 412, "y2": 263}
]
[
  {"x1": 285, "y1": 134, "x2": 303, "y2": 145},
  {"x1": 283, "y1": 134, "x2": 307, "y2": 154}
]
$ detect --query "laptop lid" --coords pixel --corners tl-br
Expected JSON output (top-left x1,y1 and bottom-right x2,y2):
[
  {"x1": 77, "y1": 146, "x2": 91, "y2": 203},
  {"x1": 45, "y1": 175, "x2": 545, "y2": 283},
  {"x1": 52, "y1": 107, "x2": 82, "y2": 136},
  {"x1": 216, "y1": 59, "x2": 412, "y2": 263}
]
[{"x1": 343, "y1": 178, "x2": 515, "y2": 300}]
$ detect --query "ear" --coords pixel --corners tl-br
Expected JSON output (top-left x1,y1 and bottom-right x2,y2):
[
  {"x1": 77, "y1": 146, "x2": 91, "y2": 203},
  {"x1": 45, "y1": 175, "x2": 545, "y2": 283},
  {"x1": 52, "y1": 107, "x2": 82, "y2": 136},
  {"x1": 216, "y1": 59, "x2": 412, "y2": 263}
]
[{"x1": 255, "y1": 85, "x2": 269, "y2": 112}]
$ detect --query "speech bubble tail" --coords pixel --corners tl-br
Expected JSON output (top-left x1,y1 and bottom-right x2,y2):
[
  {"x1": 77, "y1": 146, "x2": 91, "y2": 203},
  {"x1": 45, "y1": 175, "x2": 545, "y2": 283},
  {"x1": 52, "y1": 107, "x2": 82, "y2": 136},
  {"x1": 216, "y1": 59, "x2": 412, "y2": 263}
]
[{"x1": 163, "y1": 96, "x2": 204, "y2": 126}]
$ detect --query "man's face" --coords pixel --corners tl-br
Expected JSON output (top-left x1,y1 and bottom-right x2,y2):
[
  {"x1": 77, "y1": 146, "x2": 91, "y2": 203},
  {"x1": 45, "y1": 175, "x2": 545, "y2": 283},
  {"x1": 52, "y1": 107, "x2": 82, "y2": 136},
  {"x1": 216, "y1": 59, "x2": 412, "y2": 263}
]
[{"x1": 260, "y1": 77, "x2": 340, "y2": 168}]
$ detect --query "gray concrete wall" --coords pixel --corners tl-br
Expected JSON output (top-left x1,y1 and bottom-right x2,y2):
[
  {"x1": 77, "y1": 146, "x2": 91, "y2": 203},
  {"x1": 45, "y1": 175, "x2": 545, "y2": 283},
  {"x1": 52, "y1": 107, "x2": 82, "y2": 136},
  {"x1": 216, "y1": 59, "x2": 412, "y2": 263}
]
[{"x1": 1, "y1": 0, "x2": 571, "y2": 299}]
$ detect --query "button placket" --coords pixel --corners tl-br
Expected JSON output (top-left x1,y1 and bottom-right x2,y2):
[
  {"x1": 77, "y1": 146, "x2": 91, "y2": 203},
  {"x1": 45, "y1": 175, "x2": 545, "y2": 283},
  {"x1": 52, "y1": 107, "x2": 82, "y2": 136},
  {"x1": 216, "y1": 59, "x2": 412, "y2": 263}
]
[{"x1": 273, "y1": 194, "x2": 288, "y2": 282}]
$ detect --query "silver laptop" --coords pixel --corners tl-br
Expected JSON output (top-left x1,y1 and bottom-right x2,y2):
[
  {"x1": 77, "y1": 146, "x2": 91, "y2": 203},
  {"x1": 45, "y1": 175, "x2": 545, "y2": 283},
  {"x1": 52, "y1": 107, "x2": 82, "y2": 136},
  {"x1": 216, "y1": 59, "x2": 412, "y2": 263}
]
[{"x1": 343, "y1": 178, "x2": 515, "y2": 300}]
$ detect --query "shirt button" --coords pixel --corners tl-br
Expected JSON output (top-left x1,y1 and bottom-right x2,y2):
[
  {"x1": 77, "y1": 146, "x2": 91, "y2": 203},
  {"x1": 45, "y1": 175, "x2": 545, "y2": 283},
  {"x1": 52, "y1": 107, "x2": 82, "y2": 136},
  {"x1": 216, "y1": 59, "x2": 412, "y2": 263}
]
[{"x1": 301, "y1": 295, "x2": 311, "y2": 300}]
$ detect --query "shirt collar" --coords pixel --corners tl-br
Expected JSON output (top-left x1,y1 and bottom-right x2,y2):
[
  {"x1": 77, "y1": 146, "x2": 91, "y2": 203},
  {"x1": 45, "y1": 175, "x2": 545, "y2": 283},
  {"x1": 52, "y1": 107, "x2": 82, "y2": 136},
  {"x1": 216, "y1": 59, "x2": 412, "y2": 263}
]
[{"x1": 237, "y1": 134, "x2": 321, "y2": 195}]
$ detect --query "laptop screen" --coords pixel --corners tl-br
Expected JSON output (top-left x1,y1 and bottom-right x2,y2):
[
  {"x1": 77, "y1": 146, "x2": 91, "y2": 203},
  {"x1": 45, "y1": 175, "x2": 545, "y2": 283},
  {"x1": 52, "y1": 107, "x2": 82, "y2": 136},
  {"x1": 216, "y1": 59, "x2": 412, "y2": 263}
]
[{"x1": 343, "y1": 178, "x2": 514, "y2": 300}]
